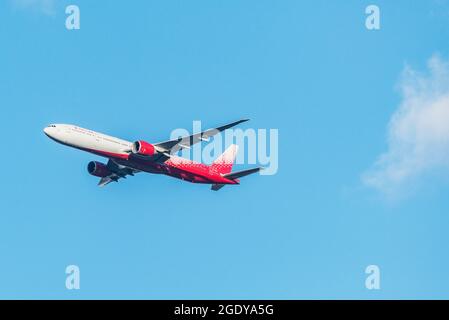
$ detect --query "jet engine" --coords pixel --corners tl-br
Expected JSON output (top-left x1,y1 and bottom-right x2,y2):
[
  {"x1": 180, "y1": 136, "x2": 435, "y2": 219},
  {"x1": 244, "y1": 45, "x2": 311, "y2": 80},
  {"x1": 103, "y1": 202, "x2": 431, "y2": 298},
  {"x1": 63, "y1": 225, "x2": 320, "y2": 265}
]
[
  {"x1": 131, "y1": 140, "x2": 157, "y2": 156},
  {"x1": 87, "y1": 161, "x2": 112, "y2": 177}
]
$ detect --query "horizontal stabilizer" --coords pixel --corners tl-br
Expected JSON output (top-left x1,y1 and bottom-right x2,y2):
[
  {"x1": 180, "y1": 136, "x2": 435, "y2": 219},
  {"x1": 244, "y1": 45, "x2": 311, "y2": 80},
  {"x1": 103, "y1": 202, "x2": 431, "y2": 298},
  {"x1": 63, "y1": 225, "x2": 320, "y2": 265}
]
[
  {"x1": 223, "y1": 167, "x2": 262, "y2": 180},
  {"x1": 211, "y1": 184, "x2": 225, "y2": 191}
]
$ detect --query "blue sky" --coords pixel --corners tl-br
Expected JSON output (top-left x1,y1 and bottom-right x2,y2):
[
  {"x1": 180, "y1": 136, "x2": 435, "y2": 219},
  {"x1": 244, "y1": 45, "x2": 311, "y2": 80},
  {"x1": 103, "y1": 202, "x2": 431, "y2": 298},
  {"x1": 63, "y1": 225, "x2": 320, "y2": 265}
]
[{"x1": 1, "y1": 0, "x2": 449, "y2": 299}]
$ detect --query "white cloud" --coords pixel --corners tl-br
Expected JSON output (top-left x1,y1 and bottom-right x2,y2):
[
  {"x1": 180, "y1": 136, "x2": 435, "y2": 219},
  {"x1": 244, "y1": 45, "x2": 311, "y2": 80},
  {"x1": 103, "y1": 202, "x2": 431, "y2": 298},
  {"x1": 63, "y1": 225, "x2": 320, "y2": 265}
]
[
  {"x1": 363, "y1": 54, "x2": 449, "y2": 196},
  {"x1": 10, "y1": 0, "x2": 57, "y2": 15}
]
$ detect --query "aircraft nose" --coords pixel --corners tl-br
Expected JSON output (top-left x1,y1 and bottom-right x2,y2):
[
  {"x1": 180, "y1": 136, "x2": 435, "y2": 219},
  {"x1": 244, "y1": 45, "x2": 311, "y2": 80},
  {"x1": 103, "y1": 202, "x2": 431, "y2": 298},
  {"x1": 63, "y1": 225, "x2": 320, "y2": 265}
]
[{"x1": 44, "y1": 125, "x2": 55, "y2": 137}]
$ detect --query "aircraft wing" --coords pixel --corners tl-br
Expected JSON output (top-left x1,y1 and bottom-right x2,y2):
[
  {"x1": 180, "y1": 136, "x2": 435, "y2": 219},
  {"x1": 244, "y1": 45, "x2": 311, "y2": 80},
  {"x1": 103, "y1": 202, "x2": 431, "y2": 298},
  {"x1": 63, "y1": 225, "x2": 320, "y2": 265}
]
[
  {"x1": 153, "y1": 119, "x2": 249, "y2": 154},
  {"x1": 97, "y1": 159, "x2": 140, "y2": 187}
]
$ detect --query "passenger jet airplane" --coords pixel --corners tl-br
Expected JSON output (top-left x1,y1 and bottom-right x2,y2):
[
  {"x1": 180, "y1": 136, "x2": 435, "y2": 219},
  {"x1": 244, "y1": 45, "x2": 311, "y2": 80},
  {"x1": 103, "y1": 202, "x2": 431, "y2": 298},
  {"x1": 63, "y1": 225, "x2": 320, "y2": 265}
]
[{"x1": 43, "y1": 119, "x2": 261, "y2": 191}]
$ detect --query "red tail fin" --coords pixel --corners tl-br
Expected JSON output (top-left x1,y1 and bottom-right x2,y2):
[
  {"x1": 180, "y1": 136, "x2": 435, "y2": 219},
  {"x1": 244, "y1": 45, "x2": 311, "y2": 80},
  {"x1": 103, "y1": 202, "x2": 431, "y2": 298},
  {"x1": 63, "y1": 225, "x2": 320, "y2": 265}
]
[{"x1": 210, "y1": 144, "x2": 238, "y2": 175}]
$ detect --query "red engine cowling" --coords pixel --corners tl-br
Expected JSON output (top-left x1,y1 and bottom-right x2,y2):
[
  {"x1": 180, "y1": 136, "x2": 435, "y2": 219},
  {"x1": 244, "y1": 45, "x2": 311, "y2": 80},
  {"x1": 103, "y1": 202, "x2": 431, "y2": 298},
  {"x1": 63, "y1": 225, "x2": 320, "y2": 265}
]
[
  {"x1": 132, "y1": 140, "x2": 156, "y2": 156},
  {"x1": 87, "y1": 161, "x2": 112, "y2": 177}
]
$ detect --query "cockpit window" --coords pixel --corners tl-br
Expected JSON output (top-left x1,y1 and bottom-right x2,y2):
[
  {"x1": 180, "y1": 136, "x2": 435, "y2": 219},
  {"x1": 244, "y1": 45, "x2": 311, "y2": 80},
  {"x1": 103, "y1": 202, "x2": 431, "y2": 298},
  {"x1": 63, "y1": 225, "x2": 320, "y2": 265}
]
[{"x1": 47, "y1": 125, "x2": 56, "y2": 128}]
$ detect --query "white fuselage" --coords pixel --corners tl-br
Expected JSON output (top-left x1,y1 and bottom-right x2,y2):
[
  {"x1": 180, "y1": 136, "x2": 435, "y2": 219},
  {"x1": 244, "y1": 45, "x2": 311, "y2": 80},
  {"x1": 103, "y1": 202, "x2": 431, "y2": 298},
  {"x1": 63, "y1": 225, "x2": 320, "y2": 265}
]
[{"x1": 43, "y1": 124, "x2": 132, "y2": 158}]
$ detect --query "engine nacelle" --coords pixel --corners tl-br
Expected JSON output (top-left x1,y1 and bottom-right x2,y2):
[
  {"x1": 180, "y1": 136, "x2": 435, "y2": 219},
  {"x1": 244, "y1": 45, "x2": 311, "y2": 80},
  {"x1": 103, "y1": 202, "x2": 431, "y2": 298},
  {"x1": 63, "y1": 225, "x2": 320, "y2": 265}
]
[
  {"x1": 87, "y1": 161, "x2": 112, "y2": 178},
  {"x1": 132, "y1": 140, "x2": 156, "y2": 156}
]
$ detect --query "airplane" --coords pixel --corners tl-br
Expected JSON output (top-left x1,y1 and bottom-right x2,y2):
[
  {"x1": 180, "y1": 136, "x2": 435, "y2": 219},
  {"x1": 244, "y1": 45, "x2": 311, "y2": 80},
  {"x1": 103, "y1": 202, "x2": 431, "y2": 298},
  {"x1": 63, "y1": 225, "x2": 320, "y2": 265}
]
[{"x1": 43, "y1": 119, "x2": 262, "y2": 191}]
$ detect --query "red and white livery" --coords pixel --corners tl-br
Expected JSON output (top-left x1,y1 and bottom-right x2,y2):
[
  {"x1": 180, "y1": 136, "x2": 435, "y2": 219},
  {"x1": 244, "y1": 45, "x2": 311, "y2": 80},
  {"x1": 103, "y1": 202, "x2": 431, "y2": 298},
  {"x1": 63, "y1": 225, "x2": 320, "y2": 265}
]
[{"x1": 43, "y1": 120, "x2": 261, "y2": 191}]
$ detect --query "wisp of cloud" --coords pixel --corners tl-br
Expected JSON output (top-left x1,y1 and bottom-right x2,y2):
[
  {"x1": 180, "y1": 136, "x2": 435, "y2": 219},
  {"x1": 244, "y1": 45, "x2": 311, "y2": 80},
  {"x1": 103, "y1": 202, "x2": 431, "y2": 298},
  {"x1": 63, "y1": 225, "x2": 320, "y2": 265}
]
[
  {"x1": 10, "y1": 0, "x2": 56, "y2": 15},
  {"x1": 363, "y1": 55, "x2": 449, "y2": 197}
]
